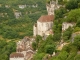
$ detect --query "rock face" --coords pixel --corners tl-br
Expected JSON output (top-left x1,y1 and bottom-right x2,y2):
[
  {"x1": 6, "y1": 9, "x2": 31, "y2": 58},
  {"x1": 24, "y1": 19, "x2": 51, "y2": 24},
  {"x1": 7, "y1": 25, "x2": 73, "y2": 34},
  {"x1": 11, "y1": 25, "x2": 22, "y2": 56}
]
[
  {"x1": 62, "y1": 22, "x2": 76, "y2": 32},
  {"x1": 18, "y1": 5, "x2": 26, "y2": 9},
  {"x1": 14, "y1": 11, "x2": 22, "y2": 19},
  {"x1": 10, "y1": 37, "x2": 35, "y2": 60}
]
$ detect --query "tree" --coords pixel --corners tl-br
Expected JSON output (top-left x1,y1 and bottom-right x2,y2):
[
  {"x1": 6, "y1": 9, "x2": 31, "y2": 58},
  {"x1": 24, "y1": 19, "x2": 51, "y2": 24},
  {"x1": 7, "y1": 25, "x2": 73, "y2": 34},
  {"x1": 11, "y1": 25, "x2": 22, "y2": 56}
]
[
  {"x1": 32, "y1": 42, "x2": 37, "y2": 50},
  {"x1": 55, "y1": 7, "x2": 67, "y2": 19},
  {"x1": 63, "y1": 27, "x2": 73, "y2": 41},
  {"x1": 33, "y1": 53, "x2": 45, "y2": 60},
  {"x1": 53, "y1": 33, "x2": 61, "y2": 41},
  {"x1": 76, "y1": 18, "x2": 80, "y2": 27},
  {"x1": 74, "y1": 55, "x2": 80, "y2": 60},
  {"x1": 45, "y1": 45, "x2": 55, "y2": 54},
  {"x1": 65, "y1": 0, "x2": 78, "y2": 10},
  {"x1": 73, "y1": 35, "x2": 80, "y2": 50},
  {"x1": 57, "y1": 51, "x2": 68, "y2": 60},
  {"x1": 65, "y1": 9, "x2": 80, "y2": 22}
]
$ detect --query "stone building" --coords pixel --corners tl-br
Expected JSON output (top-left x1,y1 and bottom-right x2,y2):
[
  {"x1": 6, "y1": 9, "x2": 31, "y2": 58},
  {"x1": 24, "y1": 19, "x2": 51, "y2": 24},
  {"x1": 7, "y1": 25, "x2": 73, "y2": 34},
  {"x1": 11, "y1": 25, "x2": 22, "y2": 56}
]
[
  {"x1": 33, "y1": 0, "x2": 60, "y2": 37},
  {"x1": 46, "y1": 0, "x2": 60, "y2": 15},
  {"x1": 10, "y1": 53, "x2": 24, "y2": 60},
  {"x1": 33, "y1": 15, "x2": 54, "y2": 37},
  {"x1": 10, "y1": 37, "x2": 34, "y2": 60}
]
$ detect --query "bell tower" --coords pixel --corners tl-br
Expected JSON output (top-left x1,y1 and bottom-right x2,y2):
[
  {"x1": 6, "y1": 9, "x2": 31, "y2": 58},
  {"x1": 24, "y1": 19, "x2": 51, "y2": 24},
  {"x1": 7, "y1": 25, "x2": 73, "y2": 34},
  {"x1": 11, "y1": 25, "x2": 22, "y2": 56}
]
[{"x1": 46, "y1": 0, "x2": 59, "y2": 15}]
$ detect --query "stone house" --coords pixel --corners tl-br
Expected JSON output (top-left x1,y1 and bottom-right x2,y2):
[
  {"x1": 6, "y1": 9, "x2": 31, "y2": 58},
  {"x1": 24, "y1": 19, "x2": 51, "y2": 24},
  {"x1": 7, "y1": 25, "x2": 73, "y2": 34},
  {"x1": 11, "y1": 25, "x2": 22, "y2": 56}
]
[
  {"x1": 10, "y1": 37, "x2": 34, "y2": 60},
  {"x1": 33, "y1": 0, "x2": 60, "y2": 37},
  {"x1": 33, "y1": 15, "x2": 54, "y2": 37},
  {"x1": 10, "y1": 52, "x2": 24, "y2": 60}
]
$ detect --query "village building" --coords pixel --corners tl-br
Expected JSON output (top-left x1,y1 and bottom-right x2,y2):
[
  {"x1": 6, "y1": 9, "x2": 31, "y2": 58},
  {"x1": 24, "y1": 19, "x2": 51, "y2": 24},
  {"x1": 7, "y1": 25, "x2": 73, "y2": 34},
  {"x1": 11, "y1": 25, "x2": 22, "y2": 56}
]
[
  {"x1": 33, "y1": 0, "x2": 59, "y2": 37},
  {"x1": 33, "y1": 15, "x2": 54, "y2": 37},
  {"x1": 10, "y1": 52, "x2": 24, "y2": 60},
  {"x1": 10, "y1": 37, "x2": 34, "y2": 60},
  {"x1": 10, "y1": 0, "x2": 61, "y2": 60}
]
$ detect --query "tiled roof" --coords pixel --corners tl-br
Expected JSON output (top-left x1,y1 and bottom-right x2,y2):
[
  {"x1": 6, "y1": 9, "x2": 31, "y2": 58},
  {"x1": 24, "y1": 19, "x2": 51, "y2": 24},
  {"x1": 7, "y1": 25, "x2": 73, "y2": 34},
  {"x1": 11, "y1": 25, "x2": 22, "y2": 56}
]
[
  {"x1": 38, "y1": 15, "x2": 54, "y2": 22},
  {"x1": 10, "y1": 52, "x2": 24, "y2": 58}
]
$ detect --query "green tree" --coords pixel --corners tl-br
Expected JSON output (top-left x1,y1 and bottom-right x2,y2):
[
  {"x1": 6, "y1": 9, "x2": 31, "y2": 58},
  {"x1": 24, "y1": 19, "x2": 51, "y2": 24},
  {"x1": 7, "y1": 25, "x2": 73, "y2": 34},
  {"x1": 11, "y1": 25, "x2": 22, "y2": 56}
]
[
  {"x1": 33, "y1": 53, "x2": 45, "y2": 60},
  {"x1": 45, "y1": 44, "x2": 55, "y2": 54},
  {"x1": 74, "y1": 55, "x2": 80, "y2": 60},
  {"x1": 57, "y1": 51, "x2": 68, "y2": 60},
  {"x1": 63, "y1": 27, "x2": 73, "y2": 41},
  {"x1": 32, "y1": 42, "x2": 37, "y2": 50},
  {"x1": 65, "y1": 0, "x2": 78, "y2": 10},
  {"x1": 55, "y1": 7, "x2": 67, "y2": 19},
  {"x1": 73, "y1": 35, "x2": 80, "y2": 50}
]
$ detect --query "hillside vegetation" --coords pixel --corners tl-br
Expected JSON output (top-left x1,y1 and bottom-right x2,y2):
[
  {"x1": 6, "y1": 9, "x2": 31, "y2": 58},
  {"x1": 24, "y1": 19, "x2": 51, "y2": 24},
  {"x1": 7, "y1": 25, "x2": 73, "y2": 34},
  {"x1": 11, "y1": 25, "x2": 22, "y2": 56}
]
[
  {"x1": 32, "y1": 0, "x2": 80, "y2": 60},
  {"x1": 0, "y1": 0, "x2": 80, "y2": 60},
  {"x1": 0, "y1": 0, "x2": 47, "y2": 60},
  {"x1": 0, "y1": 0, "x2": 47, "y2": 39}
]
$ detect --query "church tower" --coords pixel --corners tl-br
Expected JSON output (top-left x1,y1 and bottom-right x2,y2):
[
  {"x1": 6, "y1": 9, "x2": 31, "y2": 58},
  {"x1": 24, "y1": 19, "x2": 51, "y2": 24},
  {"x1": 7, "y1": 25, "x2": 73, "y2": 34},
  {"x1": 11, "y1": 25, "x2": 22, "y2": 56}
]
[{"x1": 46, "y1": 0, "x2": 59, "y2": 15}]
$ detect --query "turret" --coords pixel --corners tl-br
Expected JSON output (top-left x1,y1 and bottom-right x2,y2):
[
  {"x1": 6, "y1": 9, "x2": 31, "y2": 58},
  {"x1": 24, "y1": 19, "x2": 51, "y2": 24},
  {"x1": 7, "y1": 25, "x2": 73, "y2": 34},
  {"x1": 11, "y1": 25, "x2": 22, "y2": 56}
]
[{"x1": 46, "y1": 0, "x2": 59, "y2": 15}]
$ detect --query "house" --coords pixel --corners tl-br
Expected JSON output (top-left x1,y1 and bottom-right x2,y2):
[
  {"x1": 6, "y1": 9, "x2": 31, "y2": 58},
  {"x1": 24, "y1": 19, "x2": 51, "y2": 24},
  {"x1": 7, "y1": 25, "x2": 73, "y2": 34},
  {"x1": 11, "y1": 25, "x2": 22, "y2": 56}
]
[
  {"x1": 62, "y1": 22, "x2": 76, "y2": 32},
  {"x1": 10, "y1": 37, "x2": 34, "y2": 60},
  {"x1": 33, "y1": 15, "x2": 54, "y2": 37},
  {"x1": 33, "y1": 0, "x2": 60, "y2": 37},
  {"x1": 10, "y1": 52, "x2": 24, "y2": 60}
]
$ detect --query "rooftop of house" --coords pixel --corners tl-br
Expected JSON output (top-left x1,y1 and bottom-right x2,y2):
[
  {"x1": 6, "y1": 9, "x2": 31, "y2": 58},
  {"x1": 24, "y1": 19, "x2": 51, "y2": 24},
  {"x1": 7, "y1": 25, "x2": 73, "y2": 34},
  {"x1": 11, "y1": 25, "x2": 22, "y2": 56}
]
[
  {"x1": 16, "y1": 48, "x2": 26, "y2": 52},
  {"x1": 38, "y1": 15, "x2": 54, "y2": 22},
  {"x1": 10, "y1": 52, "x2": 24, "y2": 58}
]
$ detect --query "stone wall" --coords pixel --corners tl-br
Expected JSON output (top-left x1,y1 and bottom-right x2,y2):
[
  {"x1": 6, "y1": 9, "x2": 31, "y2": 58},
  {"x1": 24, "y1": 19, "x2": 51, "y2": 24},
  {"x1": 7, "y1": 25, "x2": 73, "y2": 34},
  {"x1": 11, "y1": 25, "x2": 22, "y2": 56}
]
[{"x1": 37, "y1": 21, "x2": 53, "y2": 36}]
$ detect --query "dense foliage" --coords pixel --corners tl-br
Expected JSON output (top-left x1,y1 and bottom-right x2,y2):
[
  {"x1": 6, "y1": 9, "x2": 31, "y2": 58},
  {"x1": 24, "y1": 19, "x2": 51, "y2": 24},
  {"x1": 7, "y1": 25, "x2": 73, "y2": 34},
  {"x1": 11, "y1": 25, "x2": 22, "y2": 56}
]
[
  {"x1": 0, "y1": 0, "x2": 47, "y2": 60},
  {"x1": 0, "y1": 0, "x2": 80, "y2": 60},
  {"x1": 32, "y1": 0, "x2": 80, "y2": 60},
  {"x1": 0, "y1": 40, "x2": 16, "y2": 60},
  {"x1": 0, "y1": 0, "x2": 47, "y2": 39}
]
